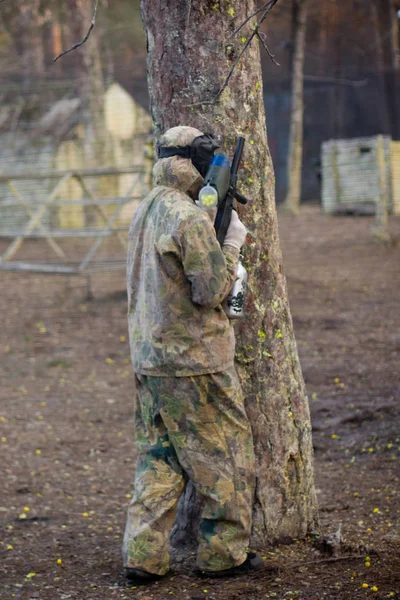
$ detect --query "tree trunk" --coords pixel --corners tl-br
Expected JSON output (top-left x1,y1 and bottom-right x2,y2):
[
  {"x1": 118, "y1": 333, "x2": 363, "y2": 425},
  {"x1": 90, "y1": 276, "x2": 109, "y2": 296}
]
[
  {"x1": 377, "y1": 0, "x2": 400, "y2": 139},
  {"x1": 64, "y1": 0, "x2": 115, "y2": 224},
  {"x1": 370, "y1": 0, "x2": 392, "y2": 135},
  {"x1": 283, "y1": 0, "x2": 308, "y2": 215},
  {"x1": 65, "y1": 0, "x2": 105, "y2": 151},
  {"x1": 2, "y1": 0, "x2": 46, "y2": 84},
  {"x1": 140, "y1": 0, "x2": 318, "y2": 550},
  {"x1": 318, "y1": 0, "x2": 329, "y2": 76},
  {"x1": 332, "y1": 0, "x2": 344, "y2": 138}
]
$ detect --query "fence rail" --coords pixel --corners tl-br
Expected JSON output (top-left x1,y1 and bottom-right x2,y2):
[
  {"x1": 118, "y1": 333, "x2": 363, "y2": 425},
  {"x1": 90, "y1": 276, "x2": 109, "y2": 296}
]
[{"x1": 0, "y1": 165, "x2": 147, "y2": 275}]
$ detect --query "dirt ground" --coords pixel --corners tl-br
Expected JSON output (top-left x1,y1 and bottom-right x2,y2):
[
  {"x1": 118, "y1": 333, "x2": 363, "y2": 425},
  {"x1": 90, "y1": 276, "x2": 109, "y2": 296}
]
[{"x1": 1, "y1": 206, "x2": 399, "y2": 600}]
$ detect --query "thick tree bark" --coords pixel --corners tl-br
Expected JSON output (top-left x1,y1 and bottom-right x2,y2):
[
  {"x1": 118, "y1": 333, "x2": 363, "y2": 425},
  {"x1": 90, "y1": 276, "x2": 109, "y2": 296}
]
[
  {"x1": 283, "y1": 0, "x2": 308, "y2": 214},
  {"x1": 140, "y1": 0, "x2": 318, "y2": 549}
]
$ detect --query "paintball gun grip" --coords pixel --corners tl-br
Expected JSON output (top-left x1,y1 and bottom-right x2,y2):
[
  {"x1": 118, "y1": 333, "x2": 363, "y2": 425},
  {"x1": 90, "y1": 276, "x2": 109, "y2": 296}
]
[{"x1": 235, "y1": 191, "x2": 248, "y2": 205}]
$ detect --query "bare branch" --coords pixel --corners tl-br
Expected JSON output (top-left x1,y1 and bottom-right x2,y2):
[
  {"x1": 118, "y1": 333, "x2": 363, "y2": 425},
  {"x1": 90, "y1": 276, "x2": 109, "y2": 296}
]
[
  {"x1": 53, "y1": 0, "x2": 99, "y2": 63},
  {"x1": 186, "y1": 0, "x2": 280, "y2": 106},
  {"x1": 229, "y1": 0, "x2": 275, "y2": 39},
  {"x1": 257, "y1": 31, "x2": 280, "y2": 66},
  {"x1": 304, "y1": 74, "x2": 368, "y2": 87}
]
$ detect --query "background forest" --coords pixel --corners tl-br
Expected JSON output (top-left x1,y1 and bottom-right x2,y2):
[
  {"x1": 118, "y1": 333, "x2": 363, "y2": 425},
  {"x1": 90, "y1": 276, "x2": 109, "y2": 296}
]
[{"x1": 1, "y1": 0, "x2": 399, "y2": 201}]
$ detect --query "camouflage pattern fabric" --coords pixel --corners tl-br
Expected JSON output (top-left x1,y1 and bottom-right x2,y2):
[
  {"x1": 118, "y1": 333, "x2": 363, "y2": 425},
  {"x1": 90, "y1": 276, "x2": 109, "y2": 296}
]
[
  {"x1": 153, "y1": 125, "x2": 206, "y2": 193},
  {"x1": 123, "y1": 366, "x2": 255, "y2": 575},
  {"x1": 127, "y1": 126, "x2": 240, "y2": 377}
]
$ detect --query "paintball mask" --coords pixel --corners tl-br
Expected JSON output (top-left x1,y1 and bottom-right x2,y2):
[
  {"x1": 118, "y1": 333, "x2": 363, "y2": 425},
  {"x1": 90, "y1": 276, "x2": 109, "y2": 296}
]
[{"x1": 157, "y1": 133, "x2": 220, "y2": 178}]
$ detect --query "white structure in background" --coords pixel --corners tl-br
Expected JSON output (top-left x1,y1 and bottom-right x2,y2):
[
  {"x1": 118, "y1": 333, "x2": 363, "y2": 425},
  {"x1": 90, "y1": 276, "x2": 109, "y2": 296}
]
[
  {"x1": 55, "y1": 82, "x2": 152, "y2": 229},
  {"x1": 0, "y1": 83, "x2": 153, "y2": 275},
  {"x1": 0, "y1": 82, "x2": 153, "y2": 233},
  {"x1": 322, "y1": 135, "x2": 400, "y2": 216}
]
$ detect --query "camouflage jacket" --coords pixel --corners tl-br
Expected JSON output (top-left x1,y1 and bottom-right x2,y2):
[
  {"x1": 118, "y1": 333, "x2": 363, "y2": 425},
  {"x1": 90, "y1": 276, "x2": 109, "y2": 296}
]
[{"x1": 126, "y1": 152, "x2": 239, "y2": 377}]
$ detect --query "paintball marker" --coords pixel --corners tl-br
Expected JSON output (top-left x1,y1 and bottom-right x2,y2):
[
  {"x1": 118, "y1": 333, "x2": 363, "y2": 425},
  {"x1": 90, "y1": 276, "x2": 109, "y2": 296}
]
[{"x1": 197, "y1": 137, "x2": 249, "y2": 319}]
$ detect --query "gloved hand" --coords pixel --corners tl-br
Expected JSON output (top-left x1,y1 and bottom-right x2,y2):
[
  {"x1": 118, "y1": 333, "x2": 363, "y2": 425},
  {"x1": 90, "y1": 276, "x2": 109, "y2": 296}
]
[{"x1": 223, "y1": 210, "x2": 247, "y2": 250}]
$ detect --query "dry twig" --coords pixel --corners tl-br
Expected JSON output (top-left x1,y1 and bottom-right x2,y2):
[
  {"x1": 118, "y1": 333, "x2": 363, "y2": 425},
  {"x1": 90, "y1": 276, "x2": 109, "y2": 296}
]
[
  {"x1": 257, "y1": 30, "x2": 280, "y2": 66},
  {"x1": 229, "y1": 0, "x2": 276, "y2": 38},
  {"x1": 53, "y1": 0, "x2": 99, "y2": 62}
]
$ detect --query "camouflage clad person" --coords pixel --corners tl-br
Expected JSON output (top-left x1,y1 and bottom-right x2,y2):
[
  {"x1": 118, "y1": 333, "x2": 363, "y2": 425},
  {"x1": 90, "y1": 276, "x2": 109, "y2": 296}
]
[{"x1": 123, "y1": 126, "x2": 262, "y2": 582}]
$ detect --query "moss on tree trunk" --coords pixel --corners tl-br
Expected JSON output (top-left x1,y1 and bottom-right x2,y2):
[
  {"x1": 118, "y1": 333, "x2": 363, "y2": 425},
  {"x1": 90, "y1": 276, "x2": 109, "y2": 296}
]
[{"x1": 141, "y1": 0, "x2": 318, "y2": 546}]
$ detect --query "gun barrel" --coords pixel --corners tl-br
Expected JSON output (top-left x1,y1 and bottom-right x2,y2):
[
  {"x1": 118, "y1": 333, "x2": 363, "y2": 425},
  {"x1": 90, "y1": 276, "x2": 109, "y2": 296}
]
[
  {"x1": 214, "y1": 136, "x2": 246, "y2": 246},
  {"x1": 230, "y1": 136, "x2": 245, "y2": 177}
]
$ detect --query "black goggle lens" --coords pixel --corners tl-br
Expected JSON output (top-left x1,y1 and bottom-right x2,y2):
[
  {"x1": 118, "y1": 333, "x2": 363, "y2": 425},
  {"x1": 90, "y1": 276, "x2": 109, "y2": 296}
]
[{"x1": 191, "y1": 134, "x2": 220, "y2": 177}]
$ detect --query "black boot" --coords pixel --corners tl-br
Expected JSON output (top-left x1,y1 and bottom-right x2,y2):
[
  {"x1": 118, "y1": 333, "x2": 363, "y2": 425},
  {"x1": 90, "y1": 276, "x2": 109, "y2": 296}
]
[
  {"x1": 125, "y1": 567, "x2": 166, "y2": 583},
  {"x1": 197, "y1": 552, "x2": 264, "y2": 578}
]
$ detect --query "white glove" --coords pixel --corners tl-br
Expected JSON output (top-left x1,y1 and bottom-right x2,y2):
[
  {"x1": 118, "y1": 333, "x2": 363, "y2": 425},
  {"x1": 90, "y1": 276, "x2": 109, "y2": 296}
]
[{"x1": 223, "y1": 210, "x2": 247, "y2": 250}]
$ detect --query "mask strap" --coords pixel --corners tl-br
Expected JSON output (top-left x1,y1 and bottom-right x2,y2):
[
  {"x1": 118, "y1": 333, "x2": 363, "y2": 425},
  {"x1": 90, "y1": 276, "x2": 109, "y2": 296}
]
[{"x1": 158, "y1": 146, "x2": 191, "y2": 159}]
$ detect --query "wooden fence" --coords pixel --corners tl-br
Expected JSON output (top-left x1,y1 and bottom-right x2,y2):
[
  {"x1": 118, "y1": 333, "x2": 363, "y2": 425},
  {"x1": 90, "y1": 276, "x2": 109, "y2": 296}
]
[{"x1": 0, "y1": 166, "x2": 147, "y2": 275}]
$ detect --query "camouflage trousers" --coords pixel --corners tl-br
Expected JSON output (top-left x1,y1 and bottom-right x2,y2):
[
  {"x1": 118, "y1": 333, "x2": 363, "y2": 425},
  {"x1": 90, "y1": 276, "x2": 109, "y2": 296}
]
[{"x1": 122, "y1": 366, "x2": 255, "y2": 575}]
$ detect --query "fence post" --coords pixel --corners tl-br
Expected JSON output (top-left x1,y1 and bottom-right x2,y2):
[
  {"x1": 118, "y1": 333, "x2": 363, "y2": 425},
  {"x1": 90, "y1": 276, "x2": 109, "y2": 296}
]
[
  {"x1": 332, "y1": 142, "x2": 340, "y2": 208},
  {"x1": 373, "y1": 135, "x2": 390, "y2": 241}
]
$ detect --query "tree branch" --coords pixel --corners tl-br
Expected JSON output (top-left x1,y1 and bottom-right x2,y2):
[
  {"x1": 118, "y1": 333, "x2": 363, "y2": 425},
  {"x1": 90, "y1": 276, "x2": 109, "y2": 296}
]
[
  {"x1": 257, "y1": 31, "x2": 280, "y2": 66},
  {"x1": 53, "y1": 0, "x2": 99, "y2": 63},
  {"x1": 229, "y1": 0, "x2": 276, "y2": 38},
  {"x1": 186, "y1": 0, "x2": 280, "y2": 106}
]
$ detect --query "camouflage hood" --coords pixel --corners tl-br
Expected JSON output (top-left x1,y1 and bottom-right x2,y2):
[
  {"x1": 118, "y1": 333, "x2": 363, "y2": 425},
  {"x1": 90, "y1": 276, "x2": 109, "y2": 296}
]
[{"x1": 153, "y1": 126, "x2": 204, "y2": 194}]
